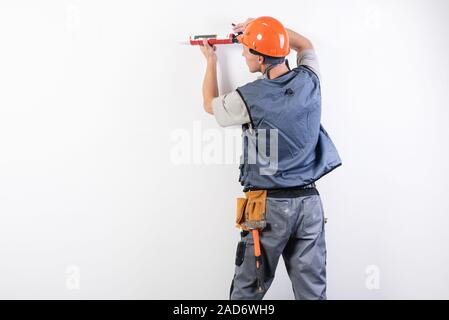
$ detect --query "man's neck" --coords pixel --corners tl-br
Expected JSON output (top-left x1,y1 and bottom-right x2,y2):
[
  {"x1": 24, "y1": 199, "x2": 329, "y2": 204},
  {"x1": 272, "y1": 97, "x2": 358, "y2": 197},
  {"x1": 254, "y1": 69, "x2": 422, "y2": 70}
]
[{"x1": 261, "y1": 62, "x2": 290, "y2": 79}]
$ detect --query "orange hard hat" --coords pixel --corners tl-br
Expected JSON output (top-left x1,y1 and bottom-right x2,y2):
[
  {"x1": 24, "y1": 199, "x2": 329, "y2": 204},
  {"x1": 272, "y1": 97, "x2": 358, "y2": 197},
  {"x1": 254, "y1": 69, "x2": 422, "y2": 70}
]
[{"x1": 237, "y1": 16, "x2": 290, "y2": 58}]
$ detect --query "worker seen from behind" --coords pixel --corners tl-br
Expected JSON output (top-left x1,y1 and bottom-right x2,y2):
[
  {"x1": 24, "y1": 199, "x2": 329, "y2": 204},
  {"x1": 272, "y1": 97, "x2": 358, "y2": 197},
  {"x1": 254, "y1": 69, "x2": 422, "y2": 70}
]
[{"x1": 199, "y1": 16, "x2": 342, "y2": 300}]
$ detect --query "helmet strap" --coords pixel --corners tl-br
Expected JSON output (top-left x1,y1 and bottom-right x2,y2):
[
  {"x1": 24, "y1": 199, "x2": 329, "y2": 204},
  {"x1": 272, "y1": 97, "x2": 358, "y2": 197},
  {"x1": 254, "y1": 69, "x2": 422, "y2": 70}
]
[
  {"x1": 263, "y1": 59, "x2": 291, "y2": 79},
  {"x1": 263, "y1": 64, "x2": 277, "y2": 80}
]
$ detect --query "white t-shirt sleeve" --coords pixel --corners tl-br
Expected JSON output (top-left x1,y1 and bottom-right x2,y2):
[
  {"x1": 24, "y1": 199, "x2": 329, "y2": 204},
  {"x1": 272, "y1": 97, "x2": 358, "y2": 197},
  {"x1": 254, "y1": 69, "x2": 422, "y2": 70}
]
[
  {"x1": 211, "y1": 90, "x2": 250, "y2": 127},
  {"x1": 297, "y1": 49, "x2": 321, "y2": 80}
]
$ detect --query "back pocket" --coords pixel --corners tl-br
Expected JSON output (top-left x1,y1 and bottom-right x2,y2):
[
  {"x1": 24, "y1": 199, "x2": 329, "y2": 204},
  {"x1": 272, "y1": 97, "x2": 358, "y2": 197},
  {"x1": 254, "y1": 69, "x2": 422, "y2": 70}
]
[{"x1": 297, "y1": 196, "x2": 324, "y2": 238}]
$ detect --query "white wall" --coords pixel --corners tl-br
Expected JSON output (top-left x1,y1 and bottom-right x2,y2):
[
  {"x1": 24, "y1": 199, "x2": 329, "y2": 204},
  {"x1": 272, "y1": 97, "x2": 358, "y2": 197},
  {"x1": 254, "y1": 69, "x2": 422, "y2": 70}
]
[{"x1": 0, "y1": 0, "x2": 448, "y2": 299}]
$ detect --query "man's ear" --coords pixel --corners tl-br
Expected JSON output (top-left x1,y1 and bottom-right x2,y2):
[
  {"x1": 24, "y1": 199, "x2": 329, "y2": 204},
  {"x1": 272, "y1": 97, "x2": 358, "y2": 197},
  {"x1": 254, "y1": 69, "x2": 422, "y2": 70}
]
[{"x1": 258, "y1": 55, "x2": 264, "y2": 65}]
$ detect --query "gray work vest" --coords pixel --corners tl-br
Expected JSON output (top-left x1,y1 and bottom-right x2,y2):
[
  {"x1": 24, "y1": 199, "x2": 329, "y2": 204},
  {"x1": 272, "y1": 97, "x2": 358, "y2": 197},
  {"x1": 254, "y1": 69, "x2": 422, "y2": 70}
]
[{"x1": 236, "y1": 65, "x2": 342, "y2": 191}]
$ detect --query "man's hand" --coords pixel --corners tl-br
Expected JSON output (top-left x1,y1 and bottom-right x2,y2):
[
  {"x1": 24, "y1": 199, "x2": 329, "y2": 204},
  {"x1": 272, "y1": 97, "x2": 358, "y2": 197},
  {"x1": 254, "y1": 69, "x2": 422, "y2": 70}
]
[
  {"x1": 199, "y1": 39, "x2": 217, "y2": 62},
  {"x1": 232, "y1": 18, "x2": 254, "y2": 33}
]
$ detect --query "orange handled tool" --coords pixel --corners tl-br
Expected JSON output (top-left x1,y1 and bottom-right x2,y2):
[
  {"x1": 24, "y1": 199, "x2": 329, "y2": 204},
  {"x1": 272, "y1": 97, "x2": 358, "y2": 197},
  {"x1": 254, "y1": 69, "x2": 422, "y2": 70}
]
[
  {"x1": 252, "y1": 229, "x2": 265, "y2": 293},
  {"x1": 252, "y1": 230, "x2": 261, "y2": 267}
]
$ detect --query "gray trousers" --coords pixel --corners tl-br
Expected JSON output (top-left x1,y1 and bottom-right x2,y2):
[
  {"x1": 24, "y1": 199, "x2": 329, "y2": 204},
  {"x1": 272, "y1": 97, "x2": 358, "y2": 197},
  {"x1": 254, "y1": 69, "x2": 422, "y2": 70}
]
[{"x1": 230, "y1": 195, "x2": 327, "y2": 300}]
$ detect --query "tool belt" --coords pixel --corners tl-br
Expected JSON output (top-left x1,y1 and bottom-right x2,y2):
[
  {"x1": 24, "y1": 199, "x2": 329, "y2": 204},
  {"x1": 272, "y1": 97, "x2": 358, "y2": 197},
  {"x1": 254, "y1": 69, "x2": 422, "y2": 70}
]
[{"x1": 235, "y1": 190, "x2": 267, "y2": 231}]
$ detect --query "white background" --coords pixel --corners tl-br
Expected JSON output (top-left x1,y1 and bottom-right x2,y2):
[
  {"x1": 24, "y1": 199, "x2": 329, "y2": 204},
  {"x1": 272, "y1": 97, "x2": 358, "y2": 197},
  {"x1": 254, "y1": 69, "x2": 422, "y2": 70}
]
[{"x1": 0, "y1": 0, "x2": 448, "y2": 299}]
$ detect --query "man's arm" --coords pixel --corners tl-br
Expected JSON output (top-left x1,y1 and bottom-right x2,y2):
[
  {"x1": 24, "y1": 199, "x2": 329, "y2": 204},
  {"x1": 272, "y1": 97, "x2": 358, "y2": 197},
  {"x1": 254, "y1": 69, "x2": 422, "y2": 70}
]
[
  {"x1": 286, "y1": 28, "x2": 321, "y2": 80},
  {"x1": 200, "y1": 39, "x2": 218, "y2": 115},
  {"x1": 198, "y1": 38, "x2": 250, "y2": 127},
  {"x1": 211, "y1": 91, "x2": 250, "y2": 127},
  {"x1": 285, "y1": 28, "x2": 314, "y2": 53}
]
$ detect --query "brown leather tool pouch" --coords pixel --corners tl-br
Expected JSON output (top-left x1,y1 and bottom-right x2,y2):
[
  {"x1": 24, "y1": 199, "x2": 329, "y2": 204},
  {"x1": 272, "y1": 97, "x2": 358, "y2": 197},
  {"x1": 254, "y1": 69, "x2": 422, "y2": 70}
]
[{"x1": 235, "y1": 190, "x2": 267, "y2": 231}]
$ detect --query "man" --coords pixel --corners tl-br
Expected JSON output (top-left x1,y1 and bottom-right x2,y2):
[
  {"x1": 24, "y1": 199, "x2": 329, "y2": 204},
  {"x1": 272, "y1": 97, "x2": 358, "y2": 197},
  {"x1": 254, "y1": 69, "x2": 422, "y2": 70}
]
[{"x1": 199, "y1": 17, "x2": 341, "y2": 300}]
